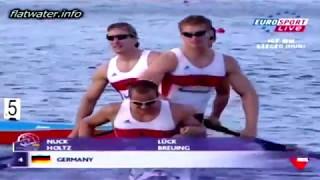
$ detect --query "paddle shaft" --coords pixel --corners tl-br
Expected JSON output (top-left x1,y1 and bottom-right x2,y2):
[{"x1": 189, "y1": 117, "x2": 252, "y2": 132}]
[
  {"x1": 203, "y1": 119, "x2": 290, "y2": 151},
  {"x1": 204, "y1": 120, "x2": 320, "y2": 158}
]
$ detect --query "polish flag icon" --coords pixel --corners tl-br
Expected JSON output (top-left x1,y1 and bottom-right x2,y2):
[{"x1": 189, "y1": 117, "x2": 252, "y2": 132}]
[{"x1": 290, "y1": 157, "x2": 309, "y2": 170}]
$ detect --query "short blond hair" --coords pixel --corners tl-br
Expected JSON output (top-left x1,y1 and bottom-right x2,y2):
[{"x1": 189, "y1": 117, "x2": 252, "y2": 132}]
[
  {"x1": 178, "y1": 15, "x2": 212, "y2": 32},
  {"x1": 107, "y1": 22, "x2": 138, "y2": 38}
]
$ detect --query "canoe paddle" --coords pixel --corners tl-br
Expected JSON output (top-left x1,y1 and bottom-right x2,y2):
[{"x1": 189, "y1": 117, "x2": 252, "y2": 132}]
[
  {"x1": 203, "y1": 120, "x2": 287, "y2": 150},
  {"x1": 203, "y1": 120, "x2": 320, "y2": 159}
]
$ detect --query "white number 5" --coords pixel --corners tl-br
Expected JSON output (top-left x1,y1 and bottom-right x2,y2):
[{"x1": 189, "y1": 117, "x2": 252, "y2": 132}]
[{"x1": 3, "y1": 98, "x2": 21, "y2": 120}]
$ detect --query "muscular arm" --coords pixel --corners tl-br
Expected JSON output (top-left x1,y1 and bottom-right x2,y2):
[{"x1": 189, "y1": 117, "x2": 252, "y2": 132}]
[
  {"x1": 225, "y1": 56, "x2": 259, "y2": 137},
  {"x1": 78, "y1": 103, "x2": 120, "y2": 137},
  {"x1": 140, "y1": 52, "x2": 177, "y2": 84},
  {"x1": 68, "y1": 64, "x2": 109, "y2": 138},
  {"x1": 172, "y1": 103, "x2": 206, "y2": 137},
  {"x1": 147, "y1": 51, "x2": 162, "y2": 66},
  {"x1": 209, "y1": 78, "x2": 230, "y2": 123}
]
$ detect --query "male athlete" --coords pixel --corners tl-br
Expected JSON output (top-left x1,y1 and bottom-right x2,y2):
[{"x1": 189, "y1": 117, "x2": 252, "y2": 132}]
[
  {"x1": 78, "y1": 80, "x2": 206, "y2": 137},
  {"x1": 69, "y1": 22, "x2": 160, "y2": 137},
  {"x1": 141, "y1": 15, "x2": 259, "y2": 137}
]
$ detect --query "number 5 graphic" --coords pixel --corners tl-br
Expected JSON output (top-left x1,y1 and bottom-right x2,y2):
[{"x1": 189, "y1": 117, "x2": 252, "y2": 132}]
[{"x1": 3, "y1": 98, "x2": 21, "y2": 120}]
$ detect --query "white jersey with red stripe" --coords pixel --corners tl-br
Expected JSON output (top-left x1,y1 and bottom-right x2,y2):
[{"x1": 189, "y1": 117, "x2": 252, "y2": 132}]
[
  {"x1": 113, "y1": 99, "x2": 177, "y2": 138},
  {"x1": 107, "y1": 50, "x2": 151, "y2": 99},
  {"x1": 161, "y1": 48, "x2": 226, "y2": 114}
]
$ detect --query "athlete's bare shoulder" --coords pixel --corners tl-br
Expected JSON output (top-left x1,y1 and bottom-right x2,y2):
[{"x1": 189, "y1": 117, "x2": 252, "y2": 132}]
[
  {"x1": 92, "y1": 62, "x2": 108, "y2": 80},
  {"x1": 155, "y1": 51, "x2": 178, "y2": 71},
  {"x1": 224, "y1": 54, "x2": 237, "y2": 62},
  {"x1": 163, "y1": 50, "x2": 178, "y2": 60},
  {"x1": 147, "y1": 51, "x2": 162, "y2": 65},
  {"x1": 149, "y1": 51, "x2": 162, "y2": 58},
  {"x1": 223, "y1": 55, "x2": 238, "y2": 68},
  {"x1": 223, "y1": 55, "x2": 242, "y2": 76}
]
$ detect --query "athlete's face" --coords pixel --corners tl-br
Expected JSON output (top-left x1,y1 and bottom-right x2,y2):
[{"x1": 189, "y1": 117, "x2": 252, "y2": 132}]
[
  {"x1": 130, "y1": 90, "x2": 159, "y2": 111},
  {"x1": 180, "y1": 24, "x2": 211, "y2": 48},
  {"x1": 107, "y1": 28, "x2": 137, "y2": 54}
]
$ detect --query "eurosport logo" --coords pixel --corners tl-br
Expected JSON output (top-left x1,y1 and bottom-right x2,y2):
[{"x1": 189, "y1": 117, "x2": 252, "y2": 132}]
[{"x1": 253, "y1": 11, "x2": 309, "y2": 33}]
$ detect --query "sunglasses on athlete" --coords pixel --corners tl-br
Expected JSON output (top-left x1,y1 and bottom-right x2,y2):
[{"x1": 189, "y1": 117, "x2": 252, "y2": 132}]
[
  {"x1": 181, "y1": 30, "x2": 207, "y2": 38},
  {"x1": 131, "y1": 98, "x2": 158, "y2": 107},
  {"x1": 106, "y1": 34, "x2": 135, "y2": 41}
]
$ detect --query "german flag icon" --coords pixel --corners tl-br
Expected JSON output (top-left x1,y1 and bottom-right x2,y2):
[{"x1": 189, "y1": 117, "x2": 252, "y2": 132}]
[{"x1": 31, "y1": 155, "x2": 51, "y2": 164}]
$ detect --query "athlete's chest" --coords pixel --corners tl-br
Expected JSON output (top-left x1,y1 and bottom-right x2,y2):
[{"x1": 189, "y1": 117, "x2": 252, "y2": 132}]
[
  {"x1": 116, "y1": 60, "x2": 139, "y2": 72},
  {"x1": 131, "y1": 111, "x2": 159, "y2": 122}
]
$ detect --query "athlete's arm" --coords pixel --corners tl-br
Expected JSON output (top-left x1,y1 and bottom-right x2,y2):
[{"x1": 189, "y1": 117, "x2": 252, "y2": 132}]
[
  {"x1": 225, "y1": 55, "x2": 259, "y2": 137},
  {"x1": 68, "y1": 63, "x2": 109, "y2": 138},
  {"x1": 147, "y1": 51, "x2": 162, "y2": 66},
  {"x1": 140, "y1": 52, "x2": 178, "y2": 84},
  {"x1": 209, "y1": 78, "x2": 230, "y2": 124},
  {"x1": 78, "y1": 103, "x2": 120, "y2": 137},
  {"x1": 172, "y1": 103, "x2": 206, "y2": 137}
]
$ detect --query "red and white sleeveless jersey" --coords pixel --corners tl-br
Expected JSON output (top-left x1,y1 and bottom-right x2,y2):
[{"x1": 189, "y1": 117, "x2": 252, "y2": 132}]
[{"x1": 161, "y1": 48, "x2": 226, "y2": 114}]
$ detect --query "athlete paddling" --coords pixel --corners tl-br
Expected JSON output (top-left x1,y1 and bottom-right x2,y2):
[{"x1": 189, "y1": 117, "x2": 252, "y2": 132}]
[
  {"x1": 140, "y1": 15, "x2": 259, "y2": 137},
  {"x1": 69, "y1": 22, "x2": 160, "y2": 138},
  {"x1": 79, "y1": 80, "x2": 206, "y2": 138}
]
